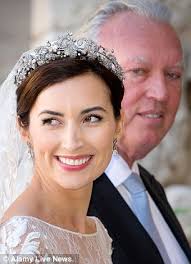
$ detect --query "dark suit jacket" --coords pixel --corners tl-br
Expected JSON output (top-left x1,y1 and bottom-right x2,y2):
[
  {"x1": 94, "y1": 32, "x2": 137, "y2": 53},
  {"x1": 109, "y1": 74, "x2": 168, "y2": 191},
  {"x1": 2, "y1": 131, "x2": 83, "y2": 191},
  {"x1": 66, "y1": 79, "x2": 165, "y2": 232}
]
[{"x1": 88, "y1": 165, "x2": 191, "y2": 264}]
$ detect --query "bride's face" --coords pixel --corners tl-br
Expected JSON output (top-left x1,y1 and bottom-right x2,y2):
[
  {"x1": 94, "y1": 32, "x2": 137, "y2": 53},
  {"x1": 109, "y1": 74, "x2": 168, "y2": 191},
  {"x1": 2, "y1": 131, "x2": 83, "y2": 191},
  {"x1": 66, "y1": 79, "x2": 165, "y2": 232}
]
[{"x1": 20, "y1": 72, "x2": 120, "y2": 190}]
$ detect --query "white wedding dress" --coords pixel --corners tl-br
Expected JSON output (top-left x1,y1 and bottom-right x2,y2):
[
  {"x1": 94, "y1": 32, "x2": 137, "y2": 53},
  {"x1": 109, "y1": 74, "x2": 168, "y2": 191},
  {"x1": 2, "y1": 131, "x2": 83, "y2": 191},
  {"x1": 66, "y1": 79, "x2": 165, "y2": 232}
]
[{"x1": 0, "y1": 216, "x2": 112, "y2": 263}]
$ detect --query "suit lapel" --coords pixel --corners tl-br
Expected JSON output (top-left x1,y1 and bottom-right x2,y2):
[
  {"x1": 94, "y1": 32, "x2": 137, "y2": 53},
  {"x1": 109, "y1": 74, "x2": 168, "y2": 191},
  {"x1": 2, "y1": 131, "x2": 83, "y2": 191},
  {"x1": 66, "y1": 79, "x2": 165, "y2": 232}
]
[
  {"x1": 89, "y1": 173, "x2": 164, "y2": 263},
  {"x1": 139, "y1": 165, "x2": 191, "y2": 260}
]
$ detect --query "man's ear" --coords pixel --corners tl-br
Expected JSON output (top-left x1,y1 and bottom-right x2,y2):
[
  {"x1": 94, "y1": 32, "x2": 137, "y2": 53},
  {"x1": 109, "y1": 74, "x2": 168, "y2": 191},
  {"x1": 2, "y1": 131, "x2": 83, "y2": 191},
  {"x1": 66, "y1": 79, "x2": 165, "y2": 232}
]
[{"x1": 16, "y1": 116, "x2": 30, "y2": 143}]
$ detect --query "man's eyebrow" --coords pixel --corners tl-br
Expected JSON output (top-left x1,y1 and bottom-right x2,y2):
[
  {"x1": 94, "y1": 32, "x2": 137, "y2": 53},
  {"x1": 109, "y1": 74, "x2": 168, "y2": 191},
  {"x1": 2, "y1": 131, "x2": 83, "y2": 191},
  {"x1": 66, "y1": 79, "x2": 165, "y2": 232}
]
[
  {"x1": 81, "y1": 106, "x2": 107, "y2": 115},
  {"x1": 130, "y1": 56, "x2": 149, "y2": 64},
  {"x1": 38, "y1": 110, "x2": 64, "y2": 117},
  {"x1": 173, "y1": 61, "x2": 185, "y2": 70},
  {"x1": 122, "y1": 57, "x2": 150, "y2": 68}
]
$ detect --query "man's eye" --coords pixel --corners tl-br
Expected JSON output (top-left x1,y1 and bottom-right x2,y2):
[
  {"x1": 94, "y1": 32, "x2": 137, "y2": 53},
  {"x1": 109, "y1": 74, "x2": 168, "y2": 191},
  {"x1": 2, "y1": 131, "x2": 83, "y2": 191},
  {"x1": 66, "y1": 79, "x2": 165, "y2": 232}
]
[
  {"x1": 166, "y1": 72, "x2": 182, "y2": 80},
  {"x1": 42, "y1": 118, "x2": 61, "y2": 126},
  {"x1": 84, "y1": 115, "x2": 102, "y2": 123},
  {"x1": 131, "y1": 68, "x2": 147, "y2": 76}
]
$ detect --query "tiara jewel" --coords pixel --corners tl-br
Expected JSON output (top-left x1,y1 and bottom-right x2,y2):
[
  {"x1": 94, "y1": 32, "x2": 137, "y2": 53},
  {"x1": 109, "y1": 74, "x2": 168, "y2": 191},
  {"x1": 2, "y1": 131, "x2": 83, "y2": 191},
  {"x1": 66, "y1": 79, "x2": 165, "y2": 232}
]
[{"x1": 14, "y1": 32, "x2": 124, "y2": 86}]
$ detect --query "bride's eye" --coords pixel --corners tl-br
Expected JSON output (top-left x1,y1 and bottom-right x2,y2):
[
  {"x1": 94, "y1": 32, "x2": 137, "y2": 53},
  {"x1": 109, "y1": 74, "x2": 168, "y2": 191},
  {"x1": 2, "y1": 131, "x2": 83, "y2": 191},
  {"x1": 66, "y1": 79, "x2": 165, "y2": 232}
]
[
  {"x1": 84, "y1": 114, "x2": 103, "y2": 123},
  {"x1": 42, "y1": 118, "x2": 61, "y2": 126}
]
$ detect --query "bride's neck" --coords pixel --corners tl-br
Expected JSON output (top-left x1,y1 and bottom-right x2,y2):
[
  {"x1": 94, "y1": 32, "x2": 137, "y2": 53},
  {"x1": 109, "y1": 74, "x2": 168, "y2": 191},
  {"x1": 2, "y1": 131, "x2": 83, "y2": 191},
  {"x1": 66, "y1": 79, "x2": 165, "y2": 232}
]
[
  {"x1": 28, "y1": 174, "x2": 92, "y2": 219},
  {"x1": 1, "y1": 174, "x2": 94, "y2": 234}
]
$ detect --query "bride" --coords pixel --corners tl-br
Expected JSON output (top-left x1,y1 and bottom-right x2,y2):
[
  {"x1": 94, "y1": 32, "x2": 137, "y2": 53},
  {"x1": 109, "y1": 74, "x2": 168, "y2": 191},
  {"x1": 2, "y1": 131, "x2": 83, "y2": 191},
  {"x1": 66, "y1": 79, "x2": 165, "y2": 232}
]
[{"x1": 0, "y1": 33, "x2": 124, "y2": 263}]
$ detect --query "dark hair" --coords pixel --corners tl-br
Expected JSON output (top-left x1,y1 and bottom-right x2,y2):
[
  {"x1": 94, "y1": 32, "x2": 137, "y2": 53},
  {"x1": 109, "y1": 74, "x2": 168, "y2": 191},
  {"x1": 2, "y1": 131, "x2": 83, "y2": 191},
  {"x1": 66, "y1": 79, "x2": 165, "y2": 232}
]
[{"x1": 16, "y1": 58, "x2": 124, "y2": 127}]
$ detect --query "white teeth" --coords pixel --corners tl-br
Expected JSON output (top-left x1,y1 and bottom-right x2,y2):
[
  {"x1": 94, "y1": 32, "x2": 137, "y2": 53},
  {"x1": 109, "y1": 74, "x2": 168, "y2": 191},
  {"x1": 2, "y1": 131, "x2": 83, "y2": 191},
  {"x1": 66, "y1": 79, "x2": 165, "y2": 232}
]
[
  {"x1": 58, "y1": 156, "x2": 90, "y2": 166},
  {"x1": 143, "y1": 114, "x2": 161, "y2": 118}
]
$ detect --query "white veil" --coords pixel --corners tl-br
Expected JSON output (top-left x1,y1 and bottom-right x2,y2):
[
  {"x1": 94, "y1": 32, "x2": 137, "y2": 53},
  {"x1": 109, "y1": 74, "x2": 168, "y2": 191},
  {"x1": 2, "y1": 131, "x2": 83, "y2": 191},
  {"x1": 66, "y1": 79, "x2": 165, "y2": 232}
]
[{"x1": 0, "y1": 58, "x2": 33, "y2": 218}]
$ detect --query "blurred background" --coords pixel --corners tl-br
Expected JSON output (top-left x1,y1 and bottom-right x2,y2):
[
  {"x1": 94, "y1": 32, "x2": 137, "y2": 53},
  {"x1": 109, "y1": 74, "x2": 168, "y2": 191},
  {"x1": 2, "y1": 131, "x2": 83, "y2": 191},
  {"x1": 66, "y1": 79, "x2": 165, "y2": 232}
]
[{"x1": 0, "y1": 0, "x2": 191, "y2": 242}]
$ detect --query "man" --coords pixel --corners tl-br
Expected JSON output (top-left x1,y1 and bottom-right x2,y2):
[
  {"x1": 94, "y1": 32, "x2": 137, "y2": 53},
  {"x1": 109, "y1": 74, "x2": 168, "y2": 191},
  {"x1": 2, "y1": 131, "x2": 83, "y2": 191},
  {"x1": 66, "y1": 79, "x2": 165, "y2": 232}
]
[{"x1": 84, "y1": 0, "x2": 191, "y2": 263}]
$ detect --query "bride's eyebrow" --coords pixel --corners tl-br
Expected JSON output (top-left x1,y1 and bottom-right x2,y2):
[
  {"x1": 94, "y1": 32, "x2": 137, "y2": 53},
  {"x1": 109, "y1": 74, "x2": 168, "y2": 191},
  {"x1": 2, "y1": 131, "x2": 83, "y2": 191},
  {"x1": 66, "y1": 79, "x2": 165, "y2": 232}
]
[
  {"x1": 81, "y1": 106, "x2": 107, "y2": 115},
  {"x1": 38, "y1": 110, "x2": 64, "y2": 117},
  {"x1": 38, "y1": 107, "x2": 107, "y2": 117}
]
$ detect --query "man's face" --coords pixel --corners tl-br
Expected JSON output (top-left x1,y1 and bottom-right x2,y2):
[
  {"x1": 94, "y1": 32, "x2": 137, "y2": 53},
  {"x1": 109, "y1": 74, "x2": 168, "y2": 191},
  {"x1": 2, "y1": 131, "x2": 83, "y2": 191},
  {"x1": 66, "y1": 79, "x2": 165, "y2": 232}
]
[{"x1": 99, "y1": 12, "x2": 183, "y2": 165}]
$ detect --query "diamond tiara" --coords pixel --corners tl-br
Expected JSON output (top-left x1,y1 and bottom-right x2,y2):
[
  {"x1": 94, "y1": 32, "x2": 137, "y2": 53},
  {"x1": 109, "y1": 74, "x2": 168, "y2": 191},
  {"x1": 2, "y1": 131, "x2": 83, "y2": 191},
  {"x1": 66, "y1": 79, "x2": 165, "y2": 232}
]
[{"x1": 14, "y1": 32, "x2": 124, "y2": 86}]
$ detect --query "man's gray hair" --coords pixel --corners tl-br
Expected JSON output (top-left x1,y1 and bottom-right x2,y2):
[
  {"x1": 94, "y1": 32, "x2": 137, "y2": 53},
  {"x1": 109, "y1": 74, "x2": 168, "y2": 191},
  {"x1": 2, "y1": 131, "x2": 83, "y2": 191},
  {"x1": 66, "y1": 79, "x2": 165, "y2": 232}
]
[{"x1": 82, "y1": 0, "x2": 172, "y2": 41}]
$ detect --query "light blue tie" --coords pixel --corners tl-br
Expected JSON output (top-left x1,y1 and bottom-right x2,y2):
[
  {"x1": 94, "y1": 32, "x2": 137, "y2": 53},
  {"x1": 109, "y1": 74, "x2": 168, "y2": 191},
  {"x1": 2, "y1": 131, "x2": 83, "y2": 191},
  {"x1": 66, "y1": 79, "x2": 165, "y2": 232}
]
[{"x1": 123, "y1": 172, "x2": 171, "y2": 264}]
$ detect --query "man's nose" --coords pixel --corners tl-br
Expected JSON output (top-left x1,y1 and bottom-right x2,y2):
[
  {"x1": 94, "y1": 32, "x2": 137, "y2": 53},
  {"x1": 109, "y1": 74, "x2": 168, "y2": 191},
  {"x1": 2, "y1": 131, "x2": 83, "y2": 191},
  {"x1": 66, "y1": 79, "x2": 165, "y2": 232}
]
[
  {"x1": 62, "y1": 123, "x2": 83, "y2": 151},
  {"x1": 146, "y1": 73, "x2": 169, "y2": 102}
]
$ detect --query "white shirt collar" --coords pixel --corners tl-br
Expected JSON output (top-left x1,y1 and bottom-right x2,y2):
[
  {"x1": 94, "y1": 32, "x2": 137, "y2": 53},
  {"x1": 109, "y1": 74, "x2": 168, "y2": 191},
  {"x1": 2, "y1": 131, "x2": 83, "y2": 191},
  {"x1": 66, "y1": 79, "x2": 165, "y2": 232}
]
[{"x1": 105, "y1": 154, "x2": 139, "y2": 187}]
